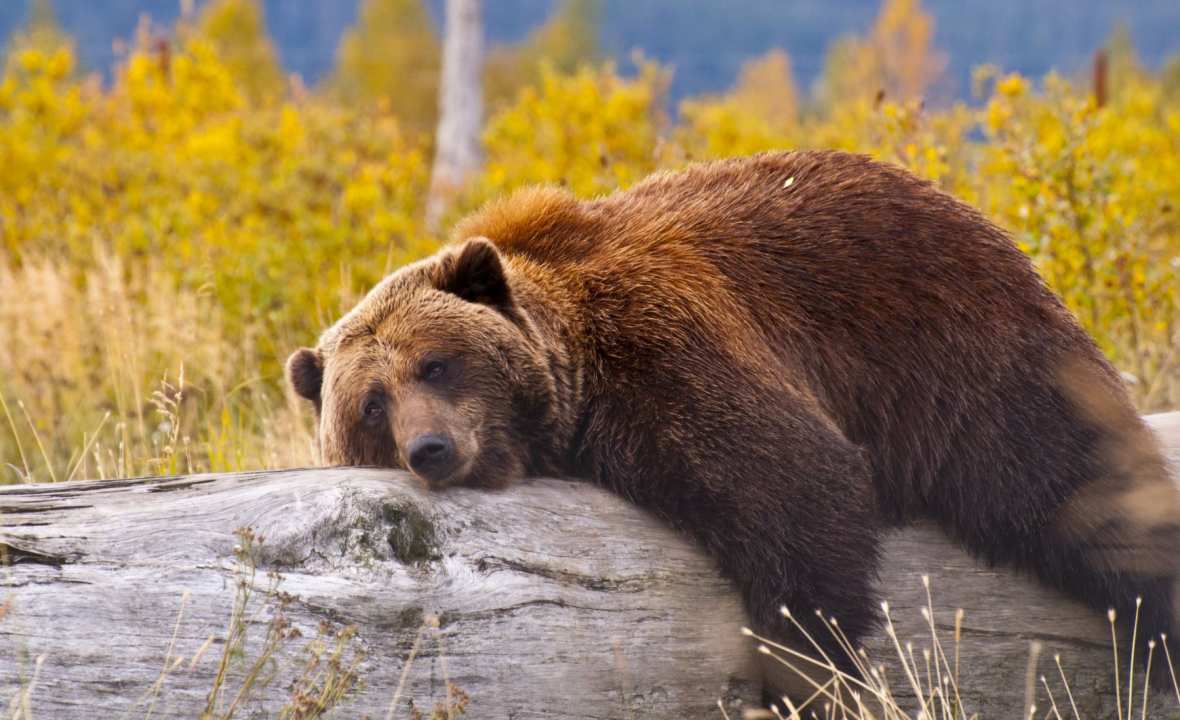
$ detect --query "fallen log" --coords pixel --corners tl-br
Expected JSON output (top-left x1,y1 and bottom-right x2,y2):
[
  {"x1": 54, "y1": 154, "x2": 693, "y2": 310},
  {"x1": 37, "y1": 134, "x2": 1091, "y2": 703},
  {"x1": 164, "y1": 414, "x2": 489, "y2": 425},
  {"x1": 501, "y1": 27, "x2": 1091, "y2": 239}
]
[{"x1": 1, "y1": 413, "x2": 1178, "y2": 719}]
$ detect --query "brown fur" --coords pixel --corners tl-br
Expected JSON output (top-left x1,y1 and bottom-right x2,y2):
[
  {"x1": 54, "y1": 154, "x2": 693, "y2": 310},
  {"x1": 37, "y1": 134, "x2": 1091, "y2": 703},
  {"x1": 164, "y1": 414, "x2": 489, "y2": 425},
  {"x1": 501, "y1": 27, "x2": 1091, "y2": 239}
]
[{"x1": 289, "y1": 151, "x2": 1180, "y2": 683}]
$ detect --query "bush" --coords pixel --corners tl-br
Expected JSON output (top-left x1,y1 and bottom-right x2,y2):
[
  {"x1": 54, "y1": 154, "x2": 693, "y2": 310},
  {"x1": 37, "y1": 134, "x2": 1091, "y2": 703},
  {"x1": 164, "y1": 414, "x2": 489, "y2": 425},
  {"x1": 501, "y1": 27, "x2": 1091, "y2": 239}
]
[{"x1": 0, "y1": 39, "x2": 433, "y2": 480}]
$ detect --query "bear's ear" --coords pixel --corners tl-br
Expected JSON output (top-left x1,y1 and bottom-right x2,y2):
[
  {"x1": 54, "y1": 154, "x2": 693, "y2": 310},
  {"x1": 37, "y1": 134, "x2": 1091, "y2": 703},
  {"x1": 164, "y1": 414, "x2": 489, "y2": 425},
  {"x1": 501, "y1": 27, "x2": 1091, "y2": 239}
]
[
  {"x1": 434, "y1": 237, "x2": 511, "y2": 308},
  {"x1": 286, "y1": 347, "x2": 323, "y2": 405}
]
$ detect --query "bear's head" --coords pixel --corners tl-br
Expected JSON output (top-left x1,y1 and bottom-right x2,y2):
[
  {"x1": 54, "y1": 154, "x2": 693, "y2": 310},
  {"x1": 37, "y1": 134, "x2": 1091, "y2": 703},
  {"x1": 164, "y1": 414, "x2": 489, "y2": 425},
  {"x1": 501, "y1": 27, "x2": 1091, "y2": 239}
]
[{"x1": 286, "y1": 237, "x2": 557, "y2": 489}]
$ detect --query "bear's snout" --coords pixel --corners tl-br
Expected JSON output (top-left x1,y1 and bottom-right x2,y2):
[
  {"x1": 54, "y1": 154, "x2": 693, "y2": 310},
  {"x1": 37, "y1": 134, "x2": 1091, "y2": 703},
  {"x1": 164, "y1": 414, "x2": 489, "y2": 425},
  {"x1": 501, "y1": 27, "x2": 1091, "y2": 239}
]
[{"x1": 406, "y1": 432, "x2": 458, "y2": 483}]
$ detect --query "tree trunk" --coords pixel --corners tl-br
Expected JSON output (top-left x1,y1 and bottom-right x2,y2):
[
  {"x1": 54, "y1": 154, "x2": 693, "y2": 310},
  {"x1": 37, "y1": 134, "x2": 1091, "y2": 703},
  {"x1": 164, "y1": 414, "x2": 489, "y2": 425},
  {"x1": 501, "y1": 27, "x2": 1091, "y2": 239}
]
[
  {"x1": 426, "y1": 0, "x2": 484, "y2": 231},
  {"x1": 2, "y1": 413, "x2": 1179, "y2": 719}
]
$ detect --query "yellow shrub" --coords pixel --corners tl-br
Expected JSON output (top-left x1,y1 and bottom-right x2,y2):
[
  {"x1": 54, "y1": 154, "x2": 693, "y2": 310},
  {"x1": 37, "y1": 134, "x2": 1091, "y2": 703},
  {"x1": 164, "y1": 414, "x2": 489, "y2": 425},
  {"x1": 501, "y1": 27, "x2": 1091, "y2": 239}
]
[
  {"x1": 479, "y1": 62, "x2": 668, "y2": 200},
  {"x1": 676, "y1": 97, "x2": 792, "y2": 161},
  {"x1": 979, "y1": 71, "x2": 1180, "y2": 407},
  {"x1": 675, "y1": 90, "x2": 974, "y2": 199},
  {"x1": 0, "y1": 39, "x2": 435, "y2": 480}
]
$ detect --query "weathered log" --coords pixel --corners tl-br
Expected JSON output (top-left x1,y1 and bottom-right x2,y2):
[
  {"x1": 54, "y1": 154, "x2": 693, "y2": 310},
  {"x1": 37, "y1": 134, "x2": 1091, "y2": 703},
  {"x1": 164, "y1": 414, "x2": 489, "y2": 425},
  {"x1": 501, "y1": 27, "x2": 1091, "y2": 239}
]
[{"x1": 1, "y1": 413, "x2": 1178, "y2": 719}]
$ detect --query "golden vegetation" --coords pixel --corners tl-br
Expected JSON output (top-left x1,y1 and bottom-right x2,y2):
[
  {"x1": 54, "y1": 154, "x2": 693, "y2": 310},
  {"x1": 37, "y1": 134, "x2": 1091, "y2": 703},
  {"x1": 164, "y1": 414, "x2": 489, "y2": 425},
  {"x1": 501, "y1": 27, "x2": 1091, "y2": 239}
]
[
  {"x1": 327, "y1": 0, "x2": 440, "y2": 133},
  {"x1": 817, "y1": 0, "x2": 946, "y2": 107},
  {"x1": 1, "y1": 0, "x2": 1177, "y2": 483}
]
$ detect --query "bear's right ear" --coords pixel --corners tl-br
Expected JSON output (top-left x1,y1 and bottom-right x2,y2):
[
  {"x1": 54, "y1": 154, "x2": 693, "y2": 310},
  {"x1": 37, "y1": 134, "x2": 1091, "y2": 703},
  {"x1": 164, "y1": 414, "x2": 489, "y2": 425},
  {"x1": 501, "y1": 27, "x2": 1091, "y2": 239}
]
[{"x1": 286, "y1": 347, "x2": 323, "y2": 405}]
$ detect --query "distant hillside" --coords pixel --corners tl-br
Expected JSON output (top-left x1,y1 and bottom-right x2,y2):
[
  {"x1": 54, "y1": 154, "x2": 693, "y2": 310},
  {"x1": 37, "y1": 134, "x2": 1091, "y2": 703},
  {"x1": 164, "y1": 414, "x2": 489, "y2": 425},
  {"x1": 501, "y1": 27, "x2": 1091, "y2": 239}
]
[{"x1": 1, "y1": 0, "x2": 1178, "y2": 102}]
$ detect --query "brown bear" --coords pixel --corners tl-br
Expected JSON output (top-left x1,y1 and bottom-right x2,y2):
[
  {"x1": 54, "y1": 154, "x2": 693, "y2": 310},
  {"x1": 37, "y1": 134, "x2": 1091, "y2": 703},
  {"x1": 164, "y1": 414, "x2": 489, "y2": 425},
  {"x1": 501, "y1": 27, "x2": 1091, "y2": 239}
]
[{"x1": 287, "y1": 150, "x2": 1180, "y2": 683}]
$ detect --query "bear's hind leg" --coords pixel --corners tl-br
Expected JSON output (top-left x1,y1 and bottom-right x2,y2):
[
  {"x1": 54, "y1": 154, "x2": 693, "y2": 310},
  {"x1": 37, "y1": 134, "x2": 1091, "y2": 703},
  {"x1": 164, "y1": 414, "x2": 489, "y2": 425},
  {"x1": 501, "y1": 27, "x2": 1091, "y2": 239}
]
[{"x1": 926, "y1": 378, "x2": 1180, "y2": 688}]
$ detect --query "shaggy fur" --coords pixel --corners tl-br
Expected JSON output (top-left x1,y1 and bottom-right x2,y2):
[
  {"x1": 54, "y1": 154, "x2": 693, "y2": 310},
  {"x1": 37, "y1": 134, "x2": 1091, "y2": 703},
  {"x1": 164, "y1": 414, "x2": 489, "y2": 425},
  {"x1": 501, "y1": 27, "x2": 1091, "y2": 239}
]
[{"x1": 289, "y1": 150, "x2": 1180, "y2": 682}]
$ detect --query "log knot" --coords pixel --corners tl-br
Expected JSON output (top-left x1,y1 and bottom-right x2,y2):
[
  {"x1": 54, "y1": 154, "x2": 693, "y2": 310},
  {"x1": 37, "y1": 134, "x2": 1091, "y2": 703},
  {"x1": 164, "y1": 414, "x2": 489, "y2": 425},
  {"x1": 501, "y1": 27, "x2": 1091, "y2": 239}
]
[
  {"x1": 382, "y1": 501, "x2": 441, "y2": 565},
  {"x1": 254, "y1": 484, "x2": 443, "y2": 573}
]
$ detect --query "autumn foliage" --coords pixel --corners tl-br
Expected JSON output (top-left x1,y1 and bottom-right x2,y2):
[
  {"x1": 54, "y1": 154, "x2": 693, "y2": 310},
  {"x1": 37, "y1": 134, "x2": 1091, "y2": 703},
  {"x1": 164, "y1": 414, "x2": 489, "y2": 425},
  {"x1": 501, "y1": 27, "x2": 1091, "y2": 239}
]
[{"x1": 1, "y1": 0, "x2": 1177, "y2": 482}]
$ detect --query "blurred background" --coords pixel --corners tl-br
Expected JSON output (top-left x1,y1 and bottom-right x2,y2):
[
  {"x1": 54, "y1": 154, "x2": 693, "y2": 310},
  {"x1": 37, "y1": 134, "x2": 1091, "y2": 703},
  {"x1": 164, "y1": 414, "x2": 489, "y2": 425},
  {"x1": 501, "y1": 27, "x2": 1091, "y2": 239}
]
[
  {"x1": 0, "y1": 0, "x2": 1177, "y2": 483},
  {"x1": 3, "y1": 1, "x2": 1180, "y2": 104}
]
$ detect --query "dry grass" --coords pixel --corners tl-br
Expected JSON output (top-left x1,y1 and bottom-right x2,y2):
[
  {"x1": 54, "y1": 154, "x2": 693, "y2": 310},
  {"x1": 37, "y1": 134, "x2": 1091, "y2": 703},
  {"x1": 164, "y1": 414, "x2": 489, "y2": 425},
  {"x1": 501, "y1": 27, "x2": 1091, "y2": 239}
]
[
  {"x1": 731, "y1": 577, "x2": 1180, "y2": 720},
  {"x1": 198, "y1": 527, "x2": 364, "y2": 720},
  {"x1": 2, "y1": 653, "x2": 44, "y2": 720},
  {"x1": 0, "y1": 251, "x2": 317, "y2": 484},
  {"x1": 382, "y1": 613, "x2": 470, "y2": 720}
]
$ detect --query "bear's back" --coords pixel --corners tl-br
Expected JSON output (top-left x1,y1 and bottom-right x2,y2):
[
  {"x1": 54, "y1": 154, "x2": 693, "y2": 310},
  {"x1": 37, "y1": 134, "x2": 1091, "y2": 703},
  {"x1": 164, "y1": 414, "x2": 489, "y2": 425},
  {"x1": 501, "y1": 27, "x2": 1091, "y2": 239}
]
[{"x1": 466, "y1": 151, "x2": 1124, "y2": 521}]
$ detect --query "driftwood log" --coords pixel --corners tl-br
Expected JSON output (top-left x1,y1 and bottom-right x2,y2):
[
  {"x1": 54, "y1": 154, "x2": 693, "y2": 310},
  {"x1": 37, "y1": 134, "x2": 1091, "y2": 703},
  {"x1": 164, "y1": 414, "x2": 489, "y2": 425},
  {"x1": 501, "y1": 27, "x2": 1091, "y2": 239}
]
[{"x1": 2, "y1": 413, "x2": 1179, "y2": 719}]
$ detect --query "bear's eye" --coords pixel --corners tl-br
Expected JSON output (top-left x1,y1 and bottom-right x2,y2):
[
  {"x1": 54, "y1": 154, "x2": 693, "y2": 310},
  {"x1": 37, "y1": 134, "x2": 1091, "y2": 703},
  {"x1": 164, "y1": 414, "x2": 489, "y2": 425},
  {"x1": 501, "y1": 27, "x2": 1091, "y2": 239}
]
[
  {"x1": 422, "y1": 359, "x2": 447, "y2": 382},
  {"x1": 362, "y1": 397, "x2": 385, "y2": 424}
]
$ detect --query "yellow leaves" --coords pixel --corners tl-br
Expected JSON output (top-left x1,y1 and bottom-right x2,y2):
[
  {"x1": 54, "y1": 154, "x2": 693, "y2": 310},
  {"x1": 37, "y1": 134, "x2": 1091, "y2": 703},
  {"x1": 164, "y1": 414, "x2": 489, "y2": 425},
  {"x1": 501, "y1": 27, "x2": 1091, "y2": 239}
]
[
  {"x1": 190, "y1": 0, "x2": 286, "y2": 105},
  {"x1": 1167, "y1": 112, "x2": 1180, "y2": 137},
  {"x1": 975, "y1": 68, "x2": 1179, "y2": 407},
  {"x1": 997, "y1": 73, "x2": 1028, "y2": 98},
  {"x1": 728, "y1": 49, "x2": 799, "y2": 130},
  {"x1": 43, "y1": 47, "x2": 73, "y2": 80},
  {"x1": 183, "y1": 116, "x2": 244, "y2": 163},
  {"x1": 983, "y1": 74, "x2": 1030, "y2": 135},
  {"x1": 327, "y1": 0, "x2": 440, "y2": 133},
  {"x1": 112, "y1": 40, "x2": 243, "y2": 152},
  {"x1": 15, "y1": 48, "x2": 47, "y2": 74},
  {"x1": 275, "y1": 105, "x2": 305, "y2": 154},
  {"x1": 480, "y1": 62, "x2": 667, "y2": 199},
  {"x1": 675, "y1": 49, "x2": 801, "y2": 162},
  {"x1": 342, "y1": 171, "x2": 383, "y2": 218},
  {"x1": 677, "y1": 99, "x2": 787, "y2": 160},
  {"x1": 169, "y1": 40, "x2": 243, "y2": 115},
  {"x1": 0, "y1": 76, "x2": 14, "y2": 111},
  {"x1": 984, "y1": 98, "x2": 1013, "y2": 134},
  {"x1": 184, "y1": 189, "x2": 219, "y2": 220},
  {"x1": 13, "y1": 46, "x2": 72, "y2": 81},
  {"x1": 983, "y1": 73, "x2": 1034, "y2": 136},
  {"x1": 817, "y1": 0, "x2": 945, "y2": 106}
]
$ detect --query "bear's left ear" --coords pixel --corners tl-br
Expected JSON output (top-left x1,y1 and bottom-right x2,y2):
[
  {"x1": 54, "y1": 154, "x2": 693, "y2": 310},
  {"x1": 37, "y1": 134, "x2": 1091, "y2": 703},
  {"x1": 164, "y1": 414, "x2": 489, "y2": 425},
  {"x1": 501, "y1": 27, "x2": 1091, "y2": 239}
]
[{"x1": 434, "y1": 237, "x2": 512, "y2": 308}]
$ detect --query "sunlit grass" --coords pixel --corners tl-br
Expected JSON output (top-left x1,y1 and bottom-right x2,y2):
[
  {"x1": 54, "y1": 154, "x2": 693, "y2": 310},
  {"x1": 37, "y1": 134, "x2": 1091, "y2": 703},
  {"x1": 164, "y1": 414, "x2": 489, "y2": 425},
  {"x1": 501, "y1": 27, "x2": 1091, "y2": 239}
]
[
  {"x1": 0, "y1": 253, "x2": 317, "y2": 483},
  {"x1": 733, "y1": 578, "x2": 1178, "y2": 720}
]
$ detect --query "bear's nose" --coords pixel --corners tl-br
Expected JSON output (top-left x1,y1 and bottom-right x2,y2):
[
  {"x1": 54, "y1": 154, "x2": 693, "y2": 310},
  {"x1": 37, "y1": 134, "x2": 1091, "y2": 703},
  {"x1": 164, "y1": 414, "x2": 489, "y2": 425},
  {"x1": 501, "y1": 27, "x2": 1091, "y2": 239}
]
[{"x1": 406, "y1": 433, "x2": 456, "y2": 481}]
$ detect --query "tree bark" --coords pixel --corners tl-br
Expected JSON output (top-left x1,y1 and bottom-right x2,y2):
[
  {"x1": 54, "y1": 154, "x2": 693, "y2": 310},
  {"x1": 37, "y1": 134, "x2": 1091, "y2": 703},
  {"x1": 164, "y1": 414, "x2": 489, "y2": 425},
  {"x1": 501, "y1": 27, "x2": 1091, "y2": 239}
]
[
  {"x1": 426, "y1": 0, "x2": 484, "y2": 231},
  {"x1": 1, "y1": 413, "x2": 1178, "y2": 719}
]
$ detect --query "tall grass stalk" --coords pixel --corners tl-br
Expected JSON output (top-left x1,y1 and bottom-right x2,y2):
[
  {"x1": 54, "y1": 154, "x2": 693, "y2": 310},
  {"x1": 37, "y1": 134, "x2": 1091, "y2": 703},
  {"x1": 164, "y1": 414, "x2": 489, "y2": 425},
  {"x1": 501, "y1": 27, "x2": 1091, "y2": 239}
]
[{"x1": 740, "y1": 581, "x2": 1180, "y2": 720}]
